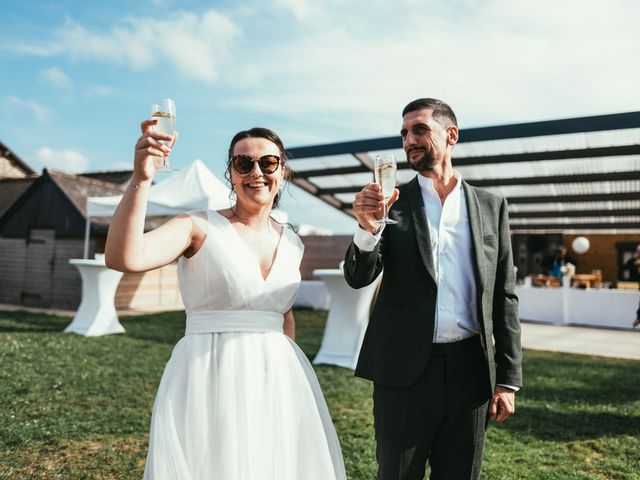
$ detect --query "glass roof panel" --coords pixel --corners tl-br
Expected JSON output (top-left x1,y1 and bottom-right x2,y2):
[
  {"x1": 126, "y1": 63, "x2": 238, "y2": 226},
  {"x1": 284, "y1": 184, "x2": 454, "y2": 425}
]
[
  {"x1": 288, "y1": 154, "x2": 360, "y2": 172},
  {"x1": 288, "y1": 114, "x2": 640, "y2": 232},
  {"x1": 482, "y1": 180, "x2": 640, "y2": 198},
  {"x1": 511, "y1": 216, "x2": 640, "y2": 225},
  {"x1": 335, "y1": 193, "x2": 357, "y2": 204},
  {"x1": 454, "y1": 128, "x2": 640, "y2": 158},
  {"x1": 509, "y1": 200, "x2": 640, "y2": 212}
]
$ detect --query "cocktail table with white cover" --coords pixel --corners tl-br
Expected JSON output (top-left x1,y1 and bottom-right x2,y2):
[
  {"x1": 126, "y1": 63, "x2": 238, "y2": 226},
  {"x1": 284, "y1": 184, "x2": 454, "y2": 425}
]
[
  {"x1": 65, "y1": 258, "x2": 125, "y2": 336},
  {"x1": 313, "y1": 268, "x2": 380, "y2": 369},
  {"x1": 516, "y1": 283, "x2": 639, "y2": 329}
]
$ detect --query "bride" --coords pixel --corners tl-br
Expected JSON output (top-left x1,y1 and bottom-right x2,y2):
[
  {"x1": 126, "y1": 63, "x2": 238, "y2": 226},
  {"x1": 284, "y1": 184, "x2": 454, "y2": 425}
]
[{"x1": 105, "y1": 119, "x2": 346, "y2": 479}]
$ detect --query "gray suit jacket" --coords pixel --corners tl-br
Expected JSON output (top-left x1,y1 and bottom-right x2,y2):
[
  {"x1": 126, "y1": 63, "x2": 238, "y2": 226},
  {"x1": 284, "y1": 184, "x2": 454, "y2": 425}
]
[{"x1": 344, "y1": 176, "x2": 522, "y2": 390}]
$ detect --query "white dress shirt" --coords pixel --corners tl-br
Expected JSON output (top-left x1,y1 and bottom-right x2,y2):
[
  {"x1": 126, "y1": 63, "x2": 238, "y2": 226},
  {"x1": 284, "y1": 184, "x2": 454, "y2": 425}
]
[{"x1": 419, "y1": 170, "x2": 479, "y2": 343}]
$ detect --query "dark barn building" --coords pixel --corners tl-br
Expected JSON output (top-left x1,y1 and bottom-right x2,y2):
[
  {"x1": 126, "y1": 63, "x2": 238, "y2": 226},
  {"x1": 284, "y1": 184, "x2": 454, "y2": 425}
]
[
  {"x1": 0, "y1": 169, "x2": 123, "y2": 308},
  {"x1": 0, "y1": 167, "x2": 184, "y2": 311}
]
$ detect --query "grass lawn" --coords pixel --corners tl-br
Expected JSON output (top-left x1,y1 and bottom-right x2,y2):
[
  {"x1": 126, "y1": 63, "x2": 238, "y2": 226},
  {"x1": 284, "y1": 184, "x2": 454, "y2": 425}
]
[{"x1": 1, "y1": 310, "x2": 639, "y2": 479}]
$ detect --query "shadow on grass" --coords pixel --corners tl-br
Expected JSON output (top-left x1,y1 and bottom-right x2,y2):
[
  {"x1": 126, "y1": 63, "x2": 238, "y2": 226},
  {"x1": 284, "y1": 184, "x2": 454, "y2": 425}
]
[
  {"x1": 505, "y1": 404, "x2": 640, "y2": 441},
  {"x1": 522, "y1": 351, "x2": 640, "y2": 406},
  {"x1": 119, "y1": 312, "x2": 186, "y2": 345},
  {"x1": 0, "y1": 310, "x2": 186, "y2": 344},
  {"x1": 0, "y1": 312, "x2": 69, "y2": 333}
]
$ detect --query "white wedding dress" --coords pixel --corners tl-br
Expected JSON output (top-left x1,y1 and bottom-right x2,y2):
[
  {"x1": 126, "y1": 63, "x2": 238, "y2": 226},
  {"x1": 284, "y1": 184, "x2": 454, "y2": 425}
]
[{"x1": 143, "y1": 210, "x2": 346, "y2": 480}]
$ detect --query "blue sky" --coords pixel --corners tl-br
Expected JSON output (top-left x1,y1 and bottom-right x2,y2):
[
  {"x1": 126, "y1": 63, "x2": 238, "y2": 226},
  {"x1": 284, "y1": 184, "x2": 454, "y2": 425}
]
[{"x1": 1, "y1": 0, "x2": 639, "y2": 233}]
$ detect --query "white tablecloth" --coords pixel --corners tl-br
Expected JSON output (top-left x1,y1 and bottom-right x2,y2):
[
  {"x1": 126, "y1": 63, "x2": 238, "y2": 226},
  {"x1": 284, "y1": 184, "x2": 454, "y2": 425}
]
[
  {"x1": 65, "y1": 259, "x2": 125, "y2": 336},
  {"x1": 516, "y1": 285, "x2": 639, "y2": 329},
  {"x1": 312, "y1": 269, "x2": 380, "y2": 369},
  {"x1": 294, "y1": 281, "x2": 331, "y2": 310}
]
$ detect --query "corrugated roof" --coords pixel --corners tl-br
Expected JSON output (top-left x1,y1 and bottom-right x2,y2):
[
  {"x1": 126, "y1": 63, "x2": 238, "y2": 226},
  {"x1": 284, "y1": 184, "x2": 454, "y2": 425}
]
[
  {"x1": 287, "y1": 111, "x2": 640, "y2": 233},
  {"x1": 80, "y1": 170, "x2": 133, "y2": 185},
  {"x1": 47, "y1": 169, "x2": 125, "y2": 218},
  {"x1": 0, "y1": 140, "x2": 36, "y2": 177},
  {"x1": 48, "y1": 171, "x2": 170, "y2": 231},
  {"x1": 0, "y1": 169, "x2": 170, "y2": 237}
]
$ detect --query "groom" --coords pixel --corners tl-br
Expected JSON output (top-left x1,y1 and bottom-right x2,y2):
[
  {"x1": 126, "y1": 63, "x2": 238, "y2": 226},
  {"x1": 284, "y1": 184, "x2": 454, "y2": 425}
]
[{"x1": 344, "y1": 98, "x2": 522, "y2": 479}]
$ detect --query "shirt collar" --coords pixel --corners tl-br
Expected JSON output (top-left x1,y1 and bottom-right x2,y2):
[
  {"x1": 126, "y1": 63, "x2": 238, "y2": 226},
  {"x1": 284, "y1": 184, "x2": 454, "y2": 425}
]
[{"x1": 417, "y1": 169, "x2": 464, "y2": 201}]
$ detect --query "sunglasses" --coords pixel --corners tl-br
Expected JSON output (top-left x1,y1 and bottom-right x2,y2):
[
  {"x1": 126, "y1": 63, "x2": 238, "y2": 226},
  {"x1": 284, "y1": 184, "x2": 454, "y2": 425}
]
[{"x1": 231, "y1": 154, "x2": 281, "y2": 175}]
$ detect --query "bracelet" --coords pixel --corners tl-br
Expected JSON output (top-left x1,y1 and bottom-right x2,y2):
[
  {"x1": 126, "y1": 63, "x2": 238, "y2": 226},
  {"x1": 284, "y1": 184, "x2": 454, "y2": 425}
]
[{"x1": 130, "y1": 180, "x2": 150, "y2": 191}]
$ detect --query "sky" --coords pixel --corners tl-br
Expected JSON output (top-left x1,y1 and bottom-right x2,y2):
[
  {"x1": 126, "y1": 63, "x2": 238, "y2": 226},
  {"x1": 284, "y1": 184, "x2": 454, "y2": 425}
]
[{"x1": 1, "y1": 0, "x2": 639, "y2": 233}]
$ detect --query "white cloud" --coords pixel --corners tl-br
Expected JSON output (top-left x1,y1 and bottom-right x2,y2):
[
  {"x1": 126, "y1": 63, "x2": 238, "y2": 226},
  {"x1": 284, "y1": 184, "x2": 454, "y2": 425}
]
[
  {"x1": 5, "y1": 96, "x2": 49, "y2": 122},
  {"x1": 222, "y1": 0, "x2": 640, "y2": 139},
  {"x1": 1, "y1": 42, "x2": 62, "y2": 56},
  {"x1": 4, "y1": 0, "x2": 640, "y2": 160},
  {"x1": 105, "y1": 160, "x2": 134, "y2": 171},
  {"x1": 39, "y1": 67, "x2": 73, "y2": 90},
  {"x1": 17, "y1": 10, "x2": 240, "y2": 83},
  {"x1": 272, "y1": 0, "x2": 315, "y2": 20},
  {"x1": 85, "y1": 85, "x2": 113, "y2": 98},
  {"x1": 31, "y1": 147, "x2": 90, "y2": 173}
]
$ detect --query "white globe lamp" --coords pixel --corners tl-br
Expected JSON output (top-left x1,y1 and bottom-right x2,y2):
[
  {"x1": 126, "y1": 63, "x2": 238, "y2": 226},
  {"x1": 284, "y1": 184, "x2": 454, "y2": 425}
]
[{"x1": 571, "y1": 236, "x2": 590, "y2": 255}]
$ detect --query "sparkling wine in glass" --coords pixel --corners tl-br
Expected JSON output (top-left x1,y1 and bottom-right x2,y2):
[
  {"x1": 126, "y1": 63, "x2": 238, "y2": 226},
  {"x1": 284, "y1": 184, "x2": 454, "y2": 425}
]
[
  {"x1": 374, "y1": 154, "x2": 398, "y2": 225},
  {"x1": 150, "y1": 98, "x2": 176, "y2": 172}
]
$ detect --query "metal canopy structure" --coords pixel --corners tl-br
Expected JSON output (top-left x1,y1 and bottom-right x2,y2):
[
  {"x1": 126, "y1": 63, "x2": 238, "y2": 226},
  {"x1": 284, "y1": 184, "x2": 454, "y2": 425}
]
[{"x1": 287, "y1": 111, "x2": 640, "y2": 233}]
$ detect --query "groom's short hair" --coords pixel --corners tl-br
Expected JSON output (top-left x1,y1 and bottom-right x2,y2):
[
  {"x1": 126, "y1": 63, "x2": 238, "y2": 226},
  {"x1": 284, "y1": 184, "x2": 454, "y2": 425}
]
[{"x1": 402, "y1": 98, "x2": 458, "y2": 128}]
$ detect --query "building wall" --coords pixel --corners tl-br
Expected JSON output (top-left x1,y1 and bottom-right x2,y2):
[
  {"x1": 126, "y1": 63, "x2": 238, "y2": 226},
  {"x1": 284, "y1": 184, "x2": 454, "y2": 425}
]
[
  {"x1": 115, "y1": 265, "x2": 183, "y2": 311},
  {"x1": 0, "y1": 237, "x2": 28, "y2": 305},
  {"x1": 0, "y1": 232, "x2": 85, "y2": 308},
  {"x1": 563, "y1": 233, "x2": 640, "y2": 282},
  {"x1": 0, "y1": 232, "x2": 183, "y2": 311},
  {"x1": 299, "y1": 235, "x2": 352, "y2": 280}
]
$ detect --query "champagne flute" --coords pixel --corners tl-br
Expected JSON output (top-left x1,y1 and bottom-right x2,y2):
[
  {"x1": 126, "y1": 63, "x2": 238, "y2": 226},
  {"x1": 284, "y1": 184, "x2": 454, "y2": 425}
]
[
  {"x1": 374, "y1": 154, "x2": 398, "y2": 225},
  {"x1": 150, "y1": 98, "x2": 177, "y2": 172}
]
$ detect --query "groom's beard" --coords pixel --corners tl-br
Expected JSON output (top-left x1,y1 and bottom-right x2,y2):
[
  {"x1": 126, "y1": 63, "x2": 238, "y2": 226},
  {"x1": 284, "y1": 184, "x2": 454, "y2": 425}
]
[{"x1": 407, "y1": 148, "x2": 435, "y2": 172}]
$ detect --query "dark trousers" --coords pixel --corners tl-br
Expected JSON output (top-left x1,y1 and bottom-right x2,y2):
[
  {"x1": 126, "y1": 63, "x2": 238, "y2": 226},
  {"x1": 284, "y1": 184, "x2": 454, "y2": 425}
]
[{"x1": 373, "y1": 336, "x2": 492, "y2": 480}]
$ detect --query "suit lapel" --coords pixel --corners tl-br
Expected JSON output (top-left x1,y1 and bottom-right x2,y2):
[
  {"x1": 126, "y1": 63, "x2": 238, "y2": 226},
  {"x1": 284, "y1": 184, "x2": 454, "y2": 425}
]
[
  {"x1": 463, "y1": 181, "x2": 486, "y2": 290},
  {"x1": 407, "y1": 177, "x2": 437, "y2": 283}
]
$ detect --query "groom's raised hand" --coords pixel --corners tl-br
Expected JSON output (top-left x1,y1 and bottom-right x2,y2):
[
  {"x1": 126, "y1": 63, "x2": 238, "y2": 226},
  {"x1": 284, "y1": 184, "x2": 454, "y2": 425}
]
[
  {"x1": 489, "y1": 386, "x2": 515, "y2": 423},
  {"x1": 353, "y1": 183, "x2": 399, "y2": 233}
]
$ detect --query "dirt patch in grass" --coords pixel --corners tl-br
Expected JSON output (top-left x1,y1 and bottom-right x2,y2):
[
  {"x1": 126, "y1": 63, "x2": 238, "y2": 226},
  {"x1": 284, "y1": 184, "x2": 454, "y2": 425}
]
[{"x1": 1, "y1": 436, "x2": 148, "y2": 479}]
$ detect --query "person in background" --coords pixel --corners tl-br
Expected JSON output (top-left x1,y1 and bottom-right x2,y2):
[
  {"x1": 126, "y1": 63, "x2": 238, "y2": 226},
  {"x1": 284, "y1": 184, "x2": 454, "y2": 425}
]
[
  {"x1": 622, "y1": 244, "x2": 640, "y2": 282},
  {"x1": 623, "y1": 245, "x2": 640, "y2": 327},
  {"x1": 545, "y1": 245, "x2": 576, "y2": 279}
]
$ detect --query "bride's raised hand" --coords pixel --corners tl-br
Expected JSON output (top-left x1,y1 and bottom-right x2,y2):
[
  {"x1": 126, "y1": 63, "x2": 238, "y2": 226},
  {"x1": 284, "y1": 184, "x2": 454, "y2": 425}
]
[{"x1": 133, "y1": 118, "x2": 176, "y2": 182}]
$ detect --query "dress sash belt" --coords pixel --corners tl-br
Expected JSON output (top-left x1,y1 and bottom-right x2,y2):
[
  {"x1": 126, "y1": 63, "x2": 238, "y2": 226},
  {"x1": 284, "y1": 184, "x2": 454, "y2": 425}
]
[{"x1": 185, "y1": 310, "x2": 284, "y2": 334}]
